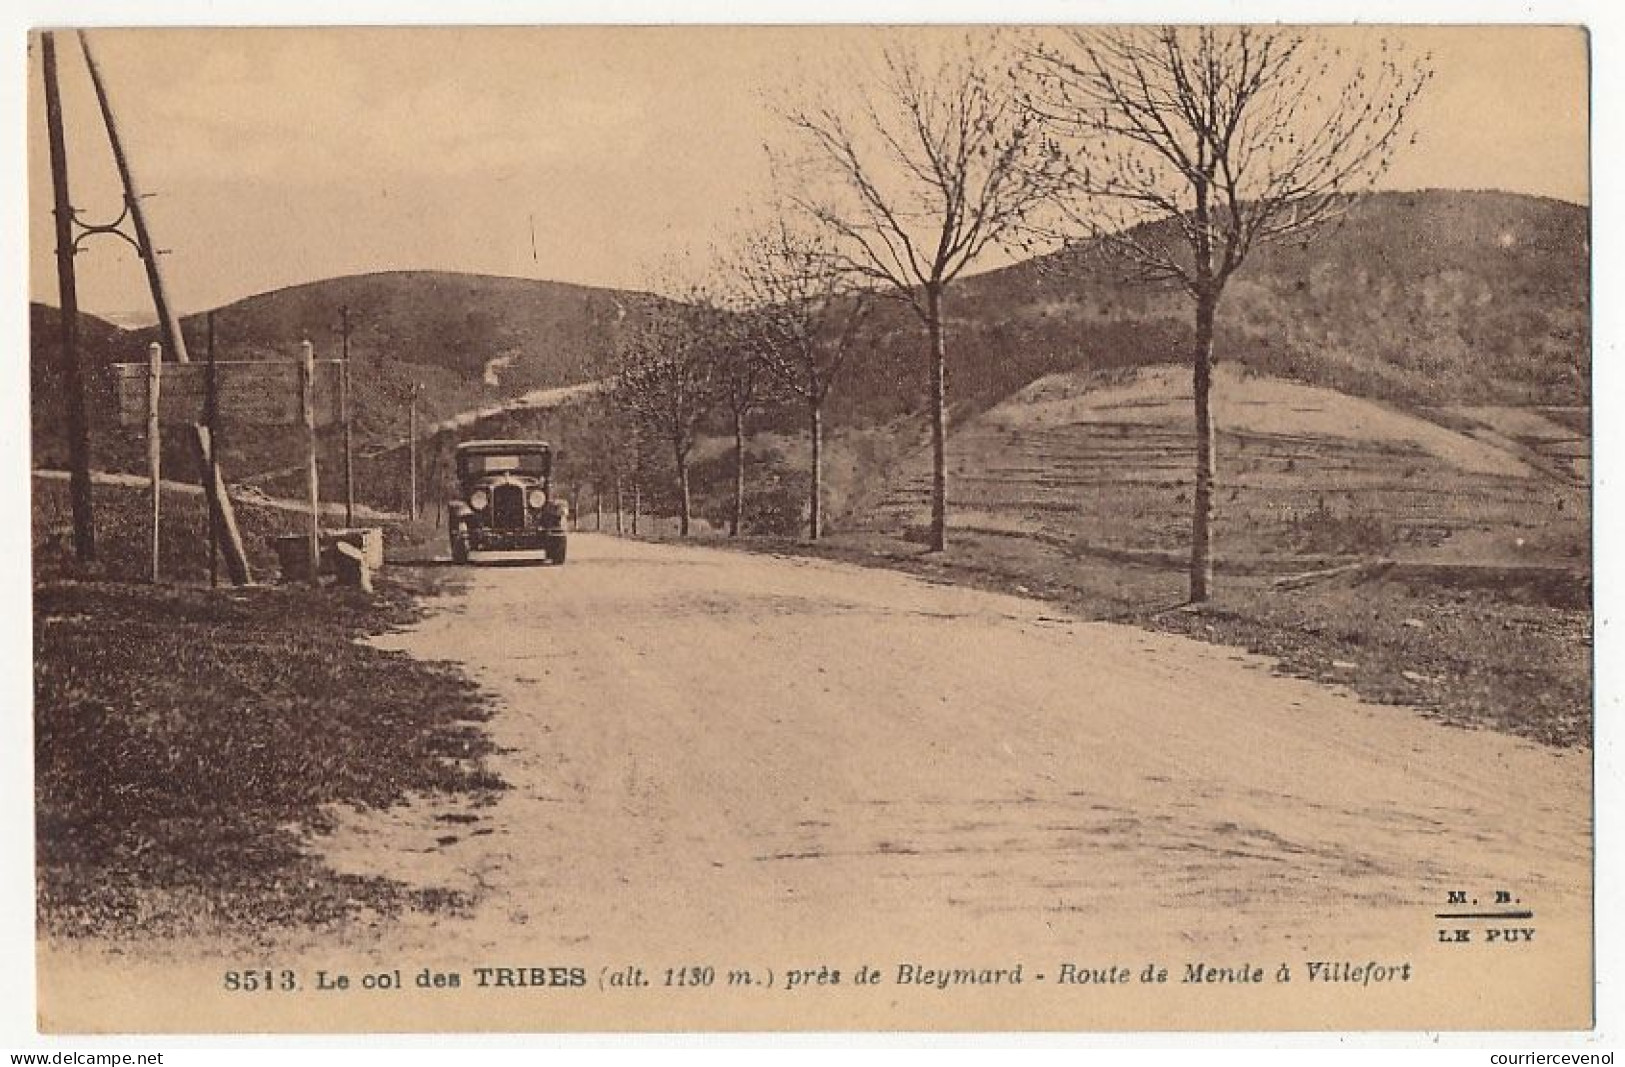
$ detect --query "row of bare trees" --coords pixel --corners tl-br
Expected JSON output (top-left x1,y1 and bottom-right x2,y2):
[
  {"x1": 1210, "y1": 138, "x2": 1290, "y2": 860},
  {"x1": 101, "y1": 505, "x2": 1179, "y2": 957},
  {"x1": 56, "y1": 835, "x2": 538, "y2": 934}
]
[
  {"x1": 599, "y1": 27, "x2": 1430, "y2": 601},
  {"x1": 600, "y1": 225, "x2": 873, "y2": 542}
]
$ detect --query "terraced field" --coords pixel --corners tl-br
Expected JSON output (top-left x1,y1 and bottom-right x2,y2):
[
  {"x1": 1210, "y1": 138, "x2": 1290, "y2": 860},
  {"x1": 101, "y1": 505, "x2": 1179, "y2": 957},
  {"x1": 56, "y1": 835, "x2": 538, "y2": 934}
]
[{"x1": 855, "y1": 365, "x2": 1589, "y2": 575}]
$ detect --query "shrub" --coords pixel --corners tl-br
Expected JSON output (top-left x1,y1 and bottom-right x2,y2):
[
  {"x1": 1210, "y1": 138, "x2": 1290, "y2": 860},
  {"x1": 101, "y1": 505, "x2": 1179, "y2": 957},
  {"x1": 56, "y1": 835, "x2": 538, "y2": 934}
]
[
  {"x1": 692, "y1": 448, "x2": 810, "y2": 537},
  {"x1": 1287, "y1": 496, "x2": 1393, "y2": 555}
]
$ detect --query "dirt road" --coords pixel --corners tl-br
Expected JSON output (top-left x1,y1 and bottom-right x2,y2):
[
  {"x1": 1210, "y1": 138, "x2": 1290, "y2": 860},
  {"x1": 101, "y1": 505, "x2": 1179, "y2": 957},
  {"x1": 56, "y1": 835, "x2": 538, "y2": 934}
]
[{"x1": 41, "y1": 533, "x2": 1592, "y2": 1031}]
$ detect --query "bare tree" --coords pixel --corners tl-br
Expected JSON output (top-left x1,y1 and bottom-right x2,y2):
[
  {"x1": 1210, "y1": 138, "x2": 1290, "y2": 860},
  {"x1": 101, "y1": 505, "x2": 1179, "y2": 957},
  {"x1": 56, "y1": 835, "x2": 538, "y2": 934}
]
[
  {"x1": 782, "y1": 36, "x2": 1065, "y2": 551},
  {"x1": 714, "y1": 318, "x2": 772, "y2": 538},
  {"x1": 1023, "y1": 27, "x2": 1431, "y2": 601},
  {"x1": 577, "y1": 384, "x2": 633, "y2": 532},
  {"x1": 614, "y1": 292, "x2": 725, "y2": 537},
  {"x1": 735, "y1": 222, "x2": 872, "y2": 540}
]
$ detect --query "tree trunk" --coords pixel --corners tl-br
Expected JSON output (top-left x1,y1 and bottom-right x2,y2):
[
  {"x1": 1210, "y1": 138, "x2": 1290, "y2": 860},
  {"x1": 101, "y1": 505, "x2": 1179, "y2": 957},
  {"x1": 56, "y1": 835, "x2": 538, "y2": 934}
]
[
  {"x1": 595, "y1": 488, "x2": 603, "y2": 531},
  {"x1": 615, "y1": 473, "x2": 625, "y2": 534},
  {"x1": 676, "y1": 441, "x2": 692, "y2": 538},
  {"x1": 809, "y1": 400, "x2": 823, "y2": 541},
  {"x1": 925, "y1": 284, "x2": 948, "y2": 553},
  {"x1": 730, "y1": 407, "x2": 745, "y2": 537},
  {"x1": 1189, "y1": 289, "x2": 1218, "y2": 602}
]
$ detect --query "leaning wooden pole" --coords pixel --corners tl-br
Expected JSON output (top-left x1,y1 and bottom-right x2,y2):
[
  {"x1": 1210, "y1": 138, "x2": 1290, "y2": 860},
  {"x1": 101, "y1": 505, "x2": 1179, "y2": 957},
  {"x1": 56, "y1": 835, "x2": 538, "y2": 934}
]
[
  {"x1": 78, "y1": 30, "x2": 252, "y2": 585},
  {"x1": 40, "y1": 32, "x2": 96, "y2": 565}
]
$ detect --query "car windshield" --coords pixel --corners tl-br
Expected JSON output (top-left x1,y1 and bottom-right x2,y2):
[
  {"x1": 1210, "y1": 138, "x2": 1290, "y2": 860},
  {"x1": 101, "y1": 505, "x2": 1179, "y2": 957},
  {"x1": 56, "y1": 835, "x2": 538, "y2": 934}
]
[{"x1": 459, "y1": 450, "x2": 550, "y2": 477}]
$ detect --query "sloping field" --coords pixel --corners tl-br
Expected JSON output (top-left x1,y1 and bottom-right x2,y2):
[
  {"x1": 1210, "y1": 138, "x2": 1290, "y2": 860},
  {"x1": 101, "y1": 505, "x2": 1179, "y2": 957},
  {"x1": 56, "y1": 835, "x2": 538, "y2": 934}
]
[
  {"x1": 1002, "y1": 366, "x2": 1536, "y2": 477},
  {"x1": 856, "y1": 365, "x2": 1588, "y2": 571},
  {"x1": 1429, "y1": 404, "x2": 1591, "y2": 485}
]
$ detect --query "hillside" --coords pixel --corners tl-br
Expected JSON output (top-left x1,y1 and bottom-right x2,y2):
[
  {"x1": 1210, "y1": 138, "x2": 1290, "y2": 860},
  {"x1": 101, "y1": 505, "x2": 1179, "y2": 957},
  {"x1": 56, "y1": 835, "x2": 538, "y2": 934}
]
[
  {"x1": 829, "y1": 190, "x2": 1589, "y2": 429},
  {"x1": 30, "y1": 190, "x2": 1589, "y2": 513},
  {"x1": 30, "y1": 273, "x2": 676, "y2": 503},
  {"x1": 30, "y1": 304, "x2": 132, "y2": 472},
  {"x1": 149, "y1": 271, "x2": 673, "y2": 440}
]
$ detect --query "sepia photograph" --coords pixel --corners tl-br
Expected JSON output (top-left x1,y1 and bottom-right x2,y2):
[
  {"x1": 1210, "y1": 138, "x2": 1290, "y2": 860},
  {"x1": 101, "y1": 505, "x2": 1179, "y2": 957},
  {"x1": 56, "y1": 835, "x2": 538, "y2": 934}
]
[{"x1": 12, "y1": 9, "x2": 1606, "y2": 1041}]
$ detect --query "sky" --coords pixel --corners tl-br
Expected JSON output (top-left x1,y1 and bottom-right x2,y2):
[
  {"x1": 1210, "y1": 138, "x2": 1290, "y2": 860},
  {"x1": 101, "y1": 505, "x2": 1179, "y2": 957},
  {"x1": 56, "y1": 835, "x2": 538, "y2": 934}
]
[{"x1": 23, "y1": 24, "x2": 1591, "y2": 323}]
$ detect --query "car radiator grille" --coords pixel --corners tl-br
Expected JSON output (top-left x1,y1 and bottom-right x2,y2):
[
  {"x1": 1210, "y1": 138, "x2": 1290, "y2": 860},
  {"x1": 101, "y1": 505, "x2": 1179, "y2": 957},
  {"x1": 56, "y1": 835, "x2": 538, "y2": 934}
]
[{"x1": 490, "y1": 484, "x2": 526, "y2": 530}]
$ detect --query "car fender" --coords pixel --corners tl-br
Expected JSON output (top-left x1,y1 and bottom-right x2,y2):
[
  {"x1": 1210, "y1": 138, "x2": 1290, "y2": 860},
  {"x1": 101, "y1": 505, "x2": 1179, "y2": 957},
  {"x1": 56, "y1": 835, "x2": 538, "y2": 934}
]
[{"x1": 537, "y1": 501, "x2": 567, "y2": 529}]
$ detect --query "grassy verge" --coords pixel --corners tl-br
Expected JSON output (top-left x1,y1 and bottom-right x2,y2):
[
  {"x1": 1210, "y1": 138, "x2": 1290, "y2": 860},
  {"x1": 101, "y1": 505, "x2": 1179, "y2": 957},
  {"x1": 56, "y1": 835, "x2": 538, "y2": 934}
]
[
  {"x1": 33, "y1": 483, "x2": 502, "y2": 942},
  {"x1": 32, "y1": 475, "x2": 423, "y2": 586},
  {"x1": 665, "y1": 526, "x2": 1592, "y2": 751},
  {"x1": 1139, "y1": 574, "x2": 1590, "y2": 749}
]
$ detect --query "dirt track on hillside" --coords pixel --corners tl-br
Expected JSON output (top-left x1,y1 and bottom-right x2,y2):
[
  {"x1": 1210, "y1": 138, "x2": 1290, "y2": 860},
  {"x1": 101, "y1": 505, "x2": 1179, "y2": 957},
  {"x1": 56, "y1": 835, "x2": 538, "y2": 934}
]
[{"x1": 39, "y1": 533, "x2": 1592, "y2": 1031}]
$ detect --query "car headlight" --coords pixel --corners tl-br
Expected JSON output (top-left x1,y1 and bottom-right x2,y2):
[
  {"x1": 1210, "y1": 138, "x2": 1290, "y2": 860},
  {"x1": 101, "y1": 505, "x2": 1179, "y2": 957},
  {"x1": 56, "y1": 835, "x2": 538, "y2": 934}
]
[
  {"x1": 469, "y1": 488, "x2": 490, "y2": 511},
  {"x1": 528, "y1": 488, "x2": 548, "y2": 509}
]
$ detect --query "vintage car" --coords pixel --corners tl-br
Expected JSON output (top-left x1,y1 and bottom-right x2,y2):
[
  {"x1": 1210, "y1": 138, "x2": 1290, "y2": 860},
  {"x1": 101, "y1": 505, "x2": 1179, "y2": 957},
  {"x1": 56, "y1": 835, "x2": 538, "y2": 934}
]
[{"x1": 447, "y1": 439, "x2": 569, "y2": 565}]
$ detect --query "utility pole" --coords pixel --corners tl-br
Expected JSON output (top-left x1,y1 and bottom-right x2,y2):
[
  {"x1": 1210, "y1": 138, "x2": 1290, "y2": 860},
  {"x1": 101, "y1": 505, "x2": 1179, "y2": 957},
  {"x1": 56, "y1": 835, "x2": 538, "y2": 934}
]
[
  {"x1": 408, "y1": 382, "x2": 422, "y2": 520},
  {"x1": 340, "y1": 304, "x2": 355, "y2": 527},
  {"x1": 78, "y1": 30, "x2": 252, "y2": 585},
  {"x1": 206, "y1": 311, "x2": 220, "y2": 587},
  {"x1": 40, "y1": 32, "x2": 96, "y2": 565}
]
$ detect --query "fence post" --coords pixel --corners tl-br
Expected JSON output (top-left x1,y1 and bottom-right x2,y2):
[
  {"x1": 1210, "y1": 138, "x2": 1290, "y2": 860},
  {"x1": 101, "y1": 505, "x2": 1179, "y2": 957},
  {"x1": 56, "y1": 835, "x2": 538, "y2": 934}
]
[
  {"x1": 302, "y1": 340, "x2": 321, "y2": 585},
  {"x1": 340, "y1": 305, "x2": 355, "y2": 528},
  {"x1": 408, "y1": 382, "x2": 422, "y2": 521},
  {"x1": 147, "y1": 342, "x2": 162, "y2": 583}
]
